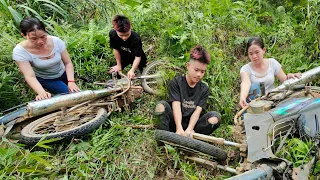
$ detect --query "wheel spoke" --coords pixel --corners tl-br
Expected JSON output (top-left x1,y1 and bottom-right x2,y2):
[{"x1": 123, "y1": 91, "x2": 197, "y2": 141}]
[
  {"x1": 31, "y1": 106, "x2": 98, "y2": 134},
  {"x1": 145, "y1": 80, "x2": 158, "y2": 84},
  {"x1": 142, "y1": 61, "x2": 184, "y2": 94}
]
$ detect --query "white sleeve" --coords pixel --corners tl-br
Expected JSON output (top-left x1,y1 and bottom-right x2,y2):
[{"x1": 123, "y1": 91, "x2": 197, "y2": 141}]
[
  {"x1": 240, "y1": 64, "x2": 251, "y2": 73},
  {"x1": 52, "y1": 36, "x2": 66, "y2": 52},
  {"x1": 12, "y1": 45, "x2": 32, "y2": 62},
  {"x1": 270, "y1": 58, "x2": 282, "y2": 75}
]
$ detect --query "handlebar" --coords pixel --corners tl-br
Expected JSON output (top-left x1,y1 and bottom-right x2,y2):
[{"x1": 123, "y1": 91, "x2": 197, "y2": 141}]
[{"x1": 234, "y1": 106, "x2": 249, "y2": 125}]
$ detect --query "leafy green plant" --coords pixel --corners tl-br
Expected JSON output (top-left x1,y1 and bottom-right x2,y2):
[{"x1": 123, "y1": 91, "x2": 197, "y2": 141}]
[
  {"x1": 276, "y1": 138, "x2": 315, "y2": 167},
  {"x1": 0, "y1": 137, "x2": 61, "y2": 178},
  {"x1": 0, "y1": 0, "x2": 64, "y2": 32}
]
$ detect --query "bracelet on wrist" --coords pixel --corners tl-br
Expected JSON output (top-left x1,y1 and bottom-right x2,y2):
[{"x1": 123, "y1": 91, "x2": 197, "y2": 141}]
[{"x1": 68, "y1": 80, "x2": 75, "y2": 83}]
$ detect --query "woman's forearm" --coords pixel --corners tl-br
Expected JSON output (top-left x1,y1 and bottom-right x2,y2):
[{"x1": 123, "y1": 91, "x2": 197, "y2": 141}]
[
  {"x1": 65, "y1": 63, "x2": 75, "y2": 81},
  {"x1": 240, "y1": 81, "x2": 251, "y2": 99}
]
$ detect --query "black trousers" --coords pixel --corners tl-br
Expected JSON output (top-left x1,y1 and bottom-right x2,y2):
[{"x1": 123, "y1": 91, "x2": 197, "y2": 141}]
[{"x1": 155, "y1": 101, "x2": 220, "y2": 135}]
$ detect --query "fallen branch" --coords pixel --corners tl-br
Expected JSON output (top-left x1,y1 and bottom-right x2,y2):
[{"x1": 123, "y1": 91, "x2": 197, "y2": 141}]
[{"x1": 123, "y1": 124, "x2": 155, "y2": 129}]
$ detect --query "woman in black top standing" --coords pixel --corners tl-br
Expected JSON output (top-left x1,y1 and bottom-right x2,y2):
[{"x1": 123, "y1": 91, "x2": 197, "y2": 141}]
[{"x1": 109, "y1": 15, "x2": 147, "y2": 79}]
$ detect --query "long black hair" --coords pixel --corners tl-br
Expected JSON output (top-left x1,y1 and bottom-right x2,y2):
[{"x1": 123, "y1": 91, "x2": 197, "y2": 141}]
[
  {"x1": 247, "y1": 36, "x2": 265, "y2": 52},
  {"x1": 20, "y1": 17, "x2": 46, "y2": 36}
]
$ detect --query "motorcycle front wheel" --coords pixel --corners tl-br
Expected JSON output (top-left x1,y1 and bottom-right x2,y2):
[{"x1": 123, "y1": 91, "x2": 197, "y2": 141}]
[
  {"x1": 141, "y1": 60, "x2": 184, "y2": 95},
  {"x1": 20, "y1": 106, "x2": 108, "y2": 145}
]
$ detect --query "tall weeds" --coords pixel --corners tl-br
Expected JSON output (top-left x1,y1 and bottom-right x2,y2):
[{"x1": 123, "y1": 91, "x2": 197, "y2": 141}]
[{"x1": 0, "y1": 0, "x2": 320, "y2": 178}]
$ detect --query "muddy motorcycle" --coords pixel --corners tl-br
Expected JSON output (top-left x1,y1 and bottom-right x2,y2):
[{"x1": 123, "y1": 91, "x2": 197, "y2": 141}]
[
  {"x1": 155, "y1": 66, "x2": 320, "y2": 179},
  {"x1": 0, "y1": 60, "x2": 170, "y2": 145}
]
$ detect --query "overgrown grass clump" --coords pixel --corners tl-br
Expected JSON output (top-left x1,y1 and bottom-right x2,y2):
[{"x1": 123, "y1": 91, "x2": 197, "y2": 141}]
[{"x1": 1, "y1": 0, "x2": 320, "y2": 178}]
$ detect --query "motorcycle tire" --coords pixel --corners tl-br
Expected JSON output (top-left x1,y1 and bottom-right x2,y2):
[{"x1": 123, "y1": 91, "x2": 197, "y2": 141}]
[
  {"x1": 155, "y1": 129, "x2": 227, "y2": 162},
  {"x1": 20, "y1": 107, "x2": 108, "y2": 145},
  {"x1": 141, "y1": 60, "x2": 166, "y2": 95}
]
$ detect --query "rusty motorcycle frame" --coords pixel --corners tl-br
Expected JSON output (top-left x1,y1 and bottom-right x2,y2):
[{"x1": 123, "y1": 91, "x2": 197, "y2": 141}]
[{"x1": 0, "y1": 60, "x2": 168, "y2": 145}]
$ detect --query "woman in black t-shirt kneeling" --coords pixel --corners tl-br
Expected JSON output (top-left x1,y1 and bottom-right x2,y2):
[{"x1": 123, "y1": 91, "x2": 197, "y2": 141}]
[{"x1": 155, "y1": 46, "x2": 220, "y2": 136}]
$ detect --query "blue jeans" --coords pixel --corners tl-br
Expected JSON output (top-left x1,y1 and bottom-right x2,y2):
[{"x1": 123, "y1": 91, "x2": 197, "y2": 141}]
[
  {"x1": 37, "y1": 72, "x2": 69, "y2": 94},
  {"x1": 248, "y1": 83, "x2": 261, "y2": 101},
  {"x1": 241, "y1": 83, "x2": 262, "y2": 117}
]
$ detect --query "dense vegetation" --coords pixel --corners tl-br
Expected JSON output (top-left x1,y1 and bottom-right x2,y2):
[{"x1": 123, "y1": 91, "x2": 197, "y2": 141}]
[{"x1": 0, "y1": 0, "x2": 320, "y2": 179}]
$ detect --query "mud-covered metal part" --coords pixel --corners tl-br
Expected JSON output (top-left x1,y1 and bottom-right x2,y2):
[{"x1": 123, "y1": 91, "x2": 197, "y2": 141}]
[
  {"x1": 297, "y1": 104, "x2": 320, "y2": 139},
  {"x1": 0, "y1": 107, "x2": 28, "y2": 125},
  {"x1": 270, "y1": 97, "x2": 313, "y2": 121},
  {"x1": 266, "y1": 66, "x2": 320, "y2": 101},
  {"x1": 243, "y1": 111, "x2": 277, "y2": 162},
  {"x1": 0, "y1": 87, "x2": 123, "y2": 126},
  {"x1": 237, "y1": 159, "x2": 254, "y2": 174},
  {"x1": 292, "y1": 157, "x2": 316, "y2": 180},
  {"x1": 191, "y1": 133, "x2": 242, "y2": 148},
  {"x1": 227, "y1": 164, "x2": 273, "y2": 180},
  {"x1": 185, "y1": 156, "x2": 237, "y2": 174},
  {"x1": 307, "y1": 86, "x2": 320, "y2": 98},
  {"x1": 270, "y1": 66, "x2": 320, "y2": 93},
  {"x1": 28, "y1": 88, "x2": 122, "y2": 118},
  {"x1": 114, "y1": 86, "x2": 143, "y2": 110},
  {"x1": 244, "y1": 102, "x2": 302, "y2": 162},
  {"x1": 233, "y1": 124, "x2": 246, "y2": 143},
  {"x1": 233, "y1": 106, "x2": 249, "y2": 125},
  {"x1": 247, "y1": 100, "x2": 265, "y2": 114},
  {"x1": 275, "y1": 161, "x2": 288, "y2": 173},
  {"x1": 242, "y1": 96, "x2": 320, "y2": 171},
  {"x1": 247, "y1": 100, "x2": 274, "y2": 114},
  {"x1": 263, "y1": 118, "x2": 296, "y2": 152}
]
